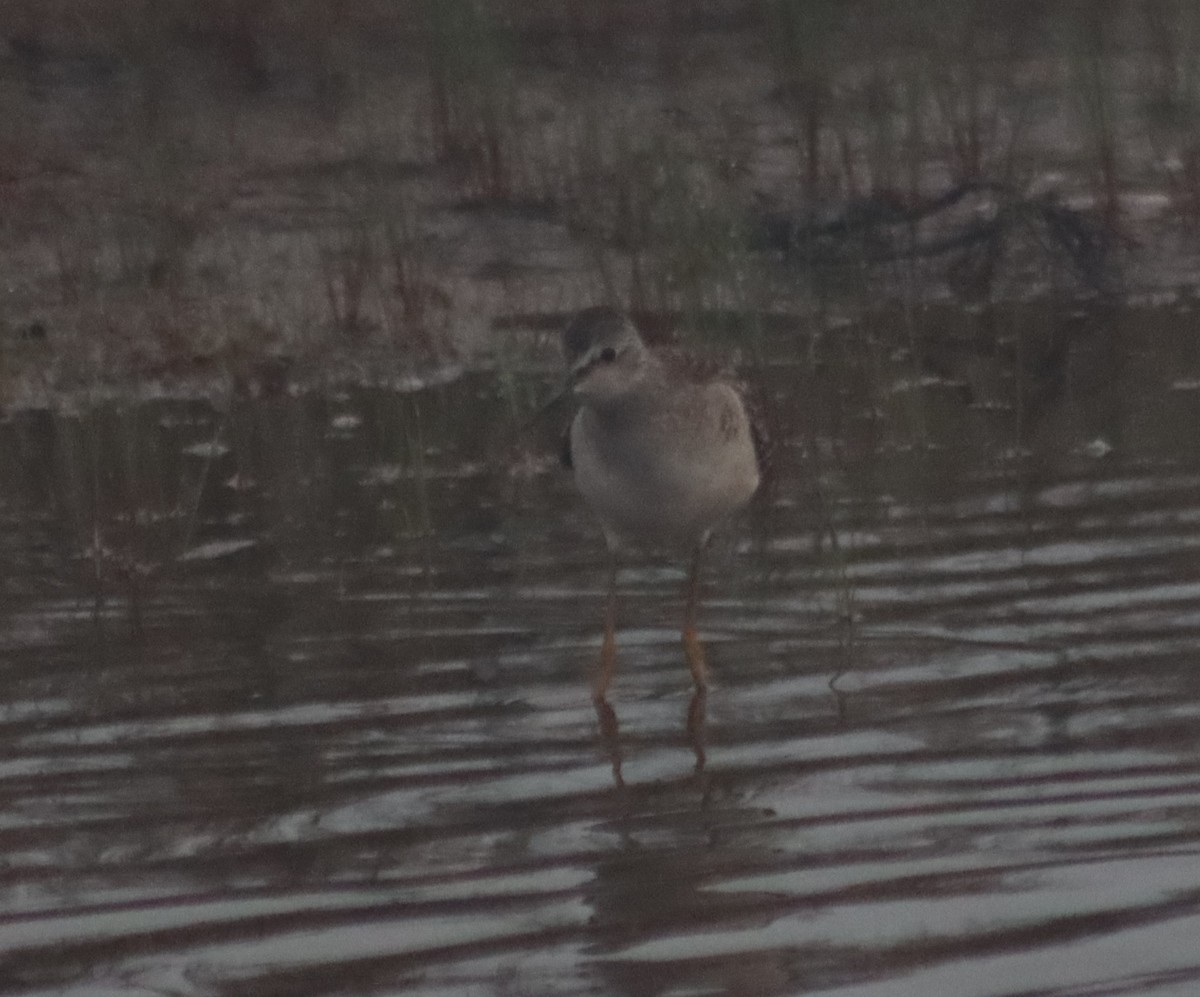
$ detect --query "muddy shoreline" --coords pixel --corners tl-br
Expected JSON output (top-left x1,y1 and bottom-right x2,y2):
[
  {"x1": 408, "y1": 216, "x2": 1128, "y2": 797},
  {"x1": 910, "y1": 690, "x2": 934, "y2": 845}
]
[{"x1": 4, "y1": 2, "x2": 1200, "y2": 408}]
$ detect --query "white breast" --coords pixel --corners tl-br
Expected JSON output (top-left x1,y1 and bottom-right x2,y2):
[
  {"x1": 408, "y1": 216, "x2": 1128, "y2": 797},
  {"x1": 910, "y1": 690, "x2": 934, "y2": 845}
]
[{"x1": 570, "y1": 382, "x2": 759, "y2": 548}]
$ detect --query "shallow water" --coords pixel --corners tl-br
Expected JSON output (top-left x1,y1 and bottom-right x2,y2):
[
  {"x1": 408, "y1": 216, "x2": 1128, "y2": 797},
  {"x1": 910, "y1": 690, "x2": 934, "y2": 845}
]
[{"x1": 3, "y1": 309, "x2": 1200, "y2": 996}]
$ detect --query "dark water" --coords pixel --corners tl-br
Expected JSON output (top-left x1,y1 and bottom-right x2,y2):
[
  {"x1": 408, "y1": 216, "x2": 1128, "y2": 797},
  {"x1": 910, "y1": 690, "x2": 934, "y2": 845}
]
[{"x1": 3, "y1": 308, "x2": 1200, "y2": 996}]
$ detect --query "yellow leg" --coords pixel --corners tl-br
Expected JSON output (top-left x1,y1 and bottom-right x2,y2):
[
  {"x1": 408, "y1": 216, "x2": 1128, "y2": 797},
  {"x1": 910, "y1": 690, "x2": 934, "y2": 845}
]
[
  {"x1": 593, "y1": 560, "x2": 618, "y2": 702},
  {"x1": 682, "y1": 544, "x2": 709, "y2": 691}
]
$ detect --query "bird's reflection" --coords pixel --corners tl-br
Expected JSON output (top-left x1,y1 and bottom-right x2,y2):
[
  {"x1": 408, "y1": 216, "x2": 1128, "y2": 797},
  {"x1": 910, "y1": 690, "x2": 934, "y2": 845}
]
[
  {"x1": 593, "y1": 697, "x2": 624, "y2": 787},
  {"x1": 686, "y1": 689, "x2": 707, "y2": 772},
  {"x1": 593, "y1": 690, "x2": 708, "y2": 787}
]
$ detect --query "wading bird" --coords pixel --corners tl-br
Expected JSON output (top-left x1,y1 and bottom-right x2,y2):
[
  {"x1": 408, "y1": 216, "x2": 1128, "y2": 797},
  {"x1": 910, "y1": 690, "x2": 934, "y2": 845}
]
[{"x1": 559, "y1": 306, "x2": 762, "y2": 704}]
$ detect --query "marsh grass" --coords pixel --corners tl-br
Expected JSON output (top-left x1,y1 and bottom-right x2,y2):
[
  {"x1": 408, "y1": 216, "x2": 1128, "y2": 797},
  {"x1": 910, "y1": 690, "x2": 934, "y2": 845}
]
[
  {"x1": 54, "y1": 403, "x2": 184, "y2": 635},
  {"x1": 1140, "y1": 1, "x2": 1200, "y2": 231},
  {"x1": 312, "y1": 169, "x2": 456, "y2": 360},
  {"x1": 380, "y1": 206, "x2": 453, "y2": 357},
  {"x1": 923, "y1": 10, "x2": 1036, "y2": 186},
  {"x1": 1, "y1": 0, "x2": 1192, "y2": 419},
  {"x1": 759, "y1": 0, "x2": 841, "y2": 212},
  {"x1": 421, "y1": 0, "x2": 521, "y2": 202},
  {"x1": 1066, "y1": 4, "x2": 1124, "y2": 234},
  {"x1": 317, "y1": 219, "x2": 377, "y2": 339},
  {"x1": 554, "y1": 100, "x2": 761, "y2": 339},
  {"x1": 1142, "y1": 0, "x2": 1200, "y2": 123}
]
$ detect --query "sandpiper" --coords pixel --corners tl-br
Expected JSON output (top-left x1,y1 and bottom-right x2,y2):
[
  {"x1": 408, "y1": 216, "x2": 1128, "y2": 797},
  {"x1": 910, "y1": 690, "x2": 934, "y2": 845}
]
[{"x1": 560, "y1": 306, "x2": 761, "y2": 701}]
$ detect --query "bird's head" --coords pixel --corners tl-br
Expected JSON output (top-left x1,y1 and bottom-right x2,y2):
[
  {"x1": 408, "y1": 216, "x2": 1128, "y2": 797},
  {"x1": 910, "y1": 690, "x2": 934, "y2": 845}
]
[{"x1": 561, "y1": 307, "x2": 653, "y2": 405}]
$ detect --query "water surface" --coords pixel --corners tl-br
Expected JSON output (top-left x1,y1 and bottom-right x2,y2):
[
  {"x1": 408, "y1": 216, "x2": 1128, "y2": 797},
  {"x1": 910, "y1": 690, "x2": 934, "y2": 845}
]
[{"x1": 2, "y1": 309, "x2": 1200, "y2": 995}]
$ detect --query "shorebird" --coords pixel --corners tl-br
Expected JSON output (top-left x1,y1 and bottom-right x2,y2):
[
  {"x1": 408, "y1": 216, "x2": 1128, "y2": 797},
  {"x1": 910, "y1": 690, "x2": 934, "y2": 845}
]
[{"x1": 560, "y1": 306, "x2": 762, "y2": 702}]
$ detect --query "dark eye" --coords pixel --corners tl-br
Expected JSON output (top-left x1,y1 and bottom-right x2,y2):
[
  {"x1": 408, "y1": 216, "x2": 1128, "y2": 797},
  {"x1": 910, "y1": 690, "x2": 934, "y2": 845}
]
[{"x1": 599, "y1": 347, "x2": 617, "y2": 363}]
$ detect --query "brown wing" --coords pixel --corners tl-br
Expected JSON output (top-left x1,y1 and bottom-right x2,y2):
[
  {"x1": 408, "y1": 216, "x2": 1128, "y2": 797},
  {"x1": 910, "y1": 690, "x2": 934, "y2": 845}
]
[
  {"x1": 654, "y1": 345, "x2": 775, "y2": 485},
  {"x1": 654, "y1": 346, "x2": 729, "y2": 386},
  {"x1": 741, "y1": 385, "x2": 776, "y2": 488}
]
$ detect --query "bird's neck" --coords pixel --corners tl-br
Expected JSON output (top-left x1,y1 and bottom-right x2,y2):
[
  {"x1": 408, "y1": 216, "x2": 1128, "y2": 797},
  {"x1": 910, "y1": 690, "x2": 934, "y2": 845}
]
[{"x1": 586, "y1": 364, "x2": 670, "y2": 420}]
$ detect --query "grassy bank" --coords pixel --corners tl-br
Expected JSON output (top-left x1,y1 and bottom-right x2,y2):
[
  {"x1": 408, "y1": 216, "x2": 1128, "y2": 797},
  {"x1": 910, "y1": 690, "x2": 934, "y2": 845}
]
[{"x1": 2, "y1": 1, "x2": 1199, "y2": 405}]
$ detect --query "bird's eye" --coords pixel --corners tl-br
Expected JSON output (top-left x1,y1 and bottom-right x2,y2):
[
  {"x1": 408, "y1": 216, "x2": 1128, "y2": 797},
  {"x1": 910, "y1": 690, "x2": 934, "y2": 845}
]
[{"x1": 599, "y1": 347, "x2": 617, "y2": 363}]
